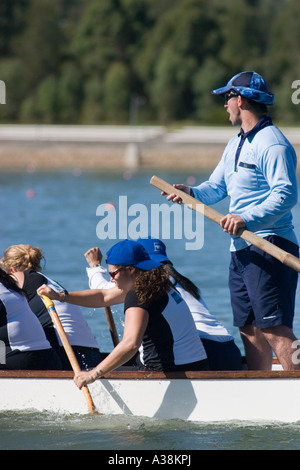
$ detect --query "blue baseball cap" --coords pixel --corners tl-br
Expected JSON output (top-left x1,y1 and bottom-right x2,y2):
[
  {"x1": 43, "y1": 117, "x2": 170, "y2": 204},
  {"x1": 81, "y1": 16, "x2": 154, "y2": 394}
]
[
  {"x1": 138, "y1": 237, "x2": 171, "y2": 264},
  {"x1": 211, "y1": 71, "x2": 274, "y2": 105},
  {"x1": 106, "y1": 239, "x2": 161, "y2": 271}
]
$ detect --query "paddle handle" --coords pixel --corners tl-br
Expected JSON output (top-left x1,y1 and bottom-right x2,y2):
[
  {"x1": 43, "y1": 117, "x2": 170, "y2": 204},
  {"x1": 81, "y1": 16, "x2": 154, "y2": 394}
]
[
  {"x1": 150, "y1": 175, "x2": 300, "y2": 273},
  {"x1": 104, "y1": 306, "x2": 119, "y2": 347},
  {"x1": 40, "y1": 295, "x2": 97, "y2": 413}
]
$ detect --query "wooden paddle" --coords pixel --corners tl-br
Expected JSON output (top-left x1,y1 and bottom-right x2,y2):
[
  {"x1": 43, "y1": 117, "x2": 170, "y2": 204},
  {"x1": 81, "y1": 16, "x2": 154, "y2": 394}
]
[
  {"x1": 40, "y1": 294, "x2": 97, "y2": 414},
  {"x1": 104, "y1": 306, "x2": 119, "y2": 347},
  {"x1": 150, "y1": 175, "x2": 300, "y2": 273}
]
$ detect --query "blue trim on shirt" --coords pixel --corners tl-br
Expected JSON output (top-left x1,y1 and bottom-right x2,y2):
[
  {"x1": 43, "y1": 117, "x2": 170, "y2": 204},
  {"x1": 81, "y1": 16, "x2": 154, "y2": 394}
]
[{"x1": 234, "y1": 115, "x2": 273, "y2": 171}]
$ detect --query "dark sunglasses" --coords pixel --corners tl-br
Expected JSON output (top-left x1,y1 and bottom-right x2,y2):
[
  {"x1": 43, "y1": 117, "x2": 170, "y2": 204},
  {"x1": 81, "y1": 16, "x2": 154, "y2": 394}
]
[
  {"x1": 224, "y1": 92, "x2": 239, "y2": 105},
  {"x1": 109, "y1": 267, "x2": 123, "y2": 279}
]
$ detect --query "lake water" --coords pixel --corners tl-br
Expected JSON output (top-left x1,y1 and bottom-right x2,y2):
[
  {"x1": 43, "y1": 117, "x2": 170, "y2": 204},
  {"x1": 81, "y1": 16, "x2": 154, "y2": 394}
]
[{"x1": 1, "y1": 168, "x2": 300, "y2": 452}]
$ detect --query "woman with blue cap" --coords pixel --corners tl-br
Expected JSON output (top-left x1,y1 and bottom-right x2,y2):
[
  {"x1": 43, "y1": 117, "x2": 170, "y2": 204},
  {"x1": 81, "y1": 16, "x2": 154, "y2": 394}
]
[
  {"x1": 37, "y1": 239, "x2": 208, "y2": 389},
  {"x1": 164, "y1": 71, "x2": 299, "y2": 371},
  {"x1": 85, "y1": 239, "x2": 242, "y2": 370}
]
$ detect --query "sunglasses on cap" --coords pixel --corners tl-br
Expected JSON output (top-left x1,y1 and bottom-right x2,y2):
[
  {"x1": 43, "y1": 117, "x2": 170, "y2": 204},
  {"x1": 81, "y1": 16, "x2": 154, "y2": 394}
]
[{"x1": 224, "y1": 92, "x2": 240, "y2": 105}]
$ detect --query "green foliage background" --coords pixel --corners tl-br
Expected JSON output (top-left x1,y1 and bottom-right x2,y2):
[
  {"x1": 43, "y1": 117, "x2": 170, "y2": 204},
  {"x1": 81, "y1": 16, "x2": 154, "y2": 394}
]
[{"x1": 0, "y1": 0, "x2": 299, "y2": 125}]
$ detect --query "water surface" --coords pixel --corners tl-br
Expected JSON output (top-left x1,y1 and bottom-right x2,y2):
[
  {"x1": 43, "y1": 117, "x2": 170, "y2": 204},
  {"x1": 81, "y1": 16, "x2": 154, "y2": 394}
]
[{"x1": 1, "y1": 169, "x2": 300, "y2": 451}]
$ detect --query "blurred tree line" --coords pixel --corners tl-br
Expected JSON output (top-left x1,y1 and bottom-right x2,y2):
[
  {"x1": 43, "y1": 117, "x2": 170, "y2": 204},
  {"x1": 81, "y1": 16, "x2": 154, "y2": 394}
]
[{"x1": 0, "y1": 0, "x2": 299, "y2": 125}]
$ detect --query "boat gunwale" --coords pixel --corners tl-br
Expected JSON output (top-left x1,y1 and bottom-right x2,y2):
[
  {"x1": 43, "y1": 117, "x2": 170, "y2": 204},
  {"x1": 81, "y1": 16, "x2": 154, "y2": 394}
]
[{"x1": 1, "y1": 369, "x2": 300, "y2": 380}]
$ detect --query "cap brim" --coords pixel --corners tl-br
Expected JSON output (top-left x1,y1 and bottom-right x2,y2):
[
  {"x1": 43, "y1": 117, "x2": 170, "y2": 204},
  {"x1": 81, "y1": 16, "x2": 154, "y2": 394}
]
[
  {"x1": 211, "y1": 85, "x2": 233, "y2": 96},
  {"x1": 149, "y1": 253, "x2": 170, "y2": 263},
  {"x1": 135, "y1": 259, "x2": 162, "y2": 270}
]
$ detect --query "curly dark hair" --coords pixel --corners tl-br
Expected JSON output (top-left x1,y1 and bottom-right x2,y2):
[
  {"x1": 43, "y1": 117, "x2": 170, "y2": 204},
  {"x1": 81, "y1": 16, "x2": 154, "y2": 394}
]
[{"x1": 134, "y1": 265, "x2": 172, "y2": 306}]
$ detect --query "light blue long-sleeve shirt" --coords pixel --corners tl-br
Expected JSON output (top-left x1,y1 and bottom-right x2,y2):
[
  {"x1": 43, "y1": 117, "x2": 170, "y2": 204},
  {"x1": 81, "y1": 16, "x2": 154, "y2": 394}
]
[{"x1": 191, "y1": 124, "x2": 298, "y2": 251}]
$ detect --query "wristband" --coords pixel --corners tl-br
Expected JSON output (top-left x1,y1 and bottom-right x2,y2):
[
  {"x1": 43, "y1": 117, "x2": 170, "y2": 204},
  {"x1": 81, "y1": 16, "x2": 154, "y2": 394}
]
[
  {"x1": 93, "y1": 368, "x2": 104, "y2": 379},
  {"x1": 61, "y1": 289, "x2": 69, "y2": 302}
]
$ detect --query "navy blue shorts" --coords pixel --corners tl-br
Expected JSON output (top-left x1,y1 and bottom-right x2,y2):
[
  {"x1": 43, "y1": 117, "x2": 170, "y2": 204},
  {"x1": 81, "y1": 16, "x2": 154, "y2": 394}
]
[{"x1": 229, "y1": 236, "x2": 299, "y2": 329}]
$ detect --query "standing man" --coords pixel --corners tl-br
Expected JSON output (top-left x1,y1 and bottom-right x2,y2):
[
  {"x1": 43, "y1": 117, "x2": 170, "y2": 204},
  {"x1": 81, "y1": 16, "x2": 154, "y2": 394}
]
[{"x1": 166, "y1": 71, "x2": 299, "y2": 370}]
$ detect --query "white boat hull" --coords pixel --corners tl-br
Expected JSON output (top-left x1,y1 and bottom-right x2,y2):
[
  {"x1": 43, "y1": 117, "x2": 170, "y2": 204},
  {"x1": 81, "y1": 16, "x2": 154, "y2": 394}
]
[{"x1": 1, "y1": 369, "x2": 300, "y2": 423}]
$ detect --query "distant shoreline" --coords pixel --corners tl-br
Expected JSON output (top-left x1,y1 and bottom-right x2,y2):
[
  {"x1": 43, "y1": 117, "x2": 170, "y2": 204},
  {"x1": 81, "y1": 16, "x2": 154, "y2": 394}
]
[
  {"x1": 0, "y1": 125, "x2": 299, "y2": 171},
  {"x1": 0, "y1": 142, "x2": 226, "y2": 171},
  {"x1": 1, "y1": 142, "x2": 299, "y2": 173}
]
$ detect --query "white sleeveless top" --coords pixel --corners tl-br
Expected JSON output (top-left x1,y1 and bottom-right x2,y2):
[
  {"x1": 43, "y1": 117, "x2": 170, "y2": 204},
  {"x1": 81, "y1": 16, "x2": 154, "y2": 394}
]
[
  {"x1": 174, "y1": 283, "x2": 233, "y2": 342},
  {"x1": 0, "y1": 283, "x2": 51, "y2": 352}
]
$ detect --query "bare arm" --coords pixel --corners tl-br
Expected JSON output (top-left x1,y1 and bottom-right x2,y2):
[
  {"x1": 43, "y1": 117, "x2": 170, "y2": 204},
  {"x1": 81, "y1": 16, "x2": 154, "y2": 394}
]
[
  {"x1": 74, "y1": 307, "x2": 149, "y2": 388},
  {"x1": 37, "y1": 284, "x2": 126, "y2": 308}
]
